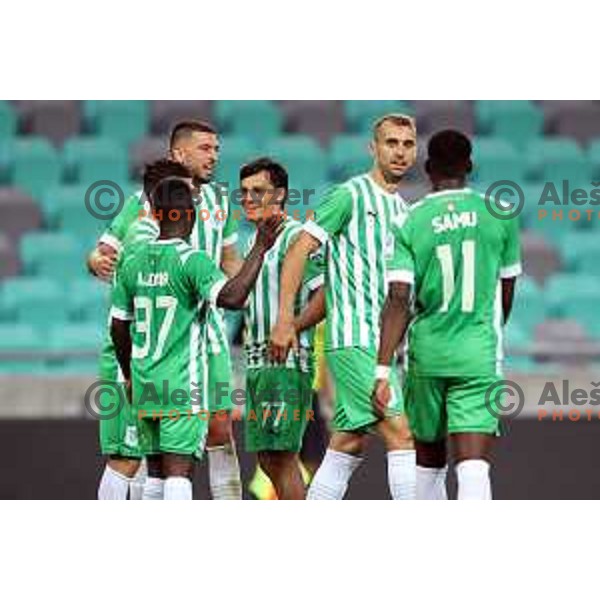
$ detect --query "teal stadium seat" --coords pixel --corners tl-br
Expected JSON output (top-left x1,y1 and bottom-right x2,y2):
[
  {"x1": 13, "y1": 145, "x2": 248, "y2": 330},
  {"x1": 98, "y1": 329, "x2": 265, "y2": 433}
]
[
  {"x1": 264, "y1": 136, "x2": 327, "y2": 190},
  {"x1": 328, "y1": 135, "x2": 372, "y2": 182},
  {"x1": 0, "y1": 323, "x2": 47, "y2": 374},
  {"x1": 343, "y1": 101, "x2": 413, "y2": 134},
  {"x1": 62, "y1": 137, "x2": 128, "y2": 186},
  {"x1": 216, "y1": 136, "x2": 258, "y2": 193},
  {"x1": 88, "y1": 101, "x2": 149, "y2": 146},
  {"x1": 0, "y1": 277, "x2": 68, "y2": 326},
  {"x1": 559, "y1": 231, "x2": 598, "y2": 271},
  {"x1": 47, "y1": 322, "x2": 104, "y2": 374},
  {"x1": 19, "y1": 231, "x2": 84, "y2": 279},
  {"x1": 68, "y1": 278, "x2": 109, "y2": 322},
  {"x1": 0, "y1": 101, "x2": 17, "y2": 139},
  {"x1": 214, "y1": 100, "x2": 282, "y2": 141},
  {"x1": 472, "y1": 138, "x2": 525, "y2": 185},
  {"x1": 11, "y1": 137, "x2": 61, "y2": 199},
  {"x1": 587, "y1": 139, "x2": 600, "y2": 180},
  {"x1": 526, "y1": 138, "x2": 590, "y2": 184},
  {"x1": 545, "y1": 273, "x2": 600, "y2": 316},
  {"x1": 509, "y1": 277, "x2": 548, "y2": 336},
  {"x1": 475, "y1": 101, "x2": 543, "y2": 148}
]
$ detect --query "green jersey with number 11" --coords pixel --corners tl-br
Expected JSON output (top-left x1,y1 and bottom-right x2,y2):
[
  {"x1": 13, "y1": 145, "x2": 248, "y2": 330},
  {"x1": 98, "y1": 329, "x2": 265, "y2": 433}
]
[
  {"x1": 110, "y1": 239, "x2": 226, "y2": 411},
  {"x1": 387, "y1": 188, "x2": 522, "y2": 377}
]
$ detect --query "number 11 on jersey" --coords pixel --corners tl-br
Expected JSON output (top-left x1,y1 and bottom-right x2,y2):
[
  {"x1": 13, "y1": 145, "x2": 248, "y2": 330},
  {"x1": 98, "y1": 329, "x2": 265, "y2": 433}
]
[{"x1": 435, "y1": 240, "x2": 475, "y2": 313}]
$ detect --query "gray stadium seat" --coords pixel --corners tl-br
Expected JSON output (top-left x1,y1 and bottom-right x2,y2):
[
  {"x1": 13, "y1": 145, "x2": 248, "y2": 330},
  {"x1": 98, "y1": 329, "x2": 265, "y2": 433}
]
[
  {"x1": 547, "y1": 102, "x2": 600, "y2": 145},
  {"x1": 414, "y1": 101, "x2": 475, "y2": 136},
  {"x1": 279, "y1": 101, "x2": 345, "y2": 146},
  {"x1": 151, "y1": 101, "x2": 213, "y2": 136},
  {"x1": 129, "y1": 136, "x2": 169, "y2": 180},
  {"x1": 0, "y1": 233, "x2": 20, "y2": 280},
  {"x1": 521, "y1": 231, "x2": 562, "y2": 285},
  {"x1": 20, "y1": 101, "x2": 81, "y2": 146},
  {"x1": 0, "y1": 187, "x2": 42, "y2": 244}
]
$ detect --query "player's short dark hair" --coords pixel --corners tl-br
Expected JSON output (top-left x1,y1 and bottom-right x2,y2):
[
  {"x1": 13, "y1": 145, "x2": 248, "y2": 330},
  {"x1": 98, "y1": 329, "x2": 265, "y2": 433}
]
[
  {"x1": 240, "y1": 157, "x2": 289, "y2": 202},
  {"x1": 426, "y1": 129, "x2": 473, "y2": 177},
  {"x1": 143, "y1": 159, "x2": 192, "y2": 207},
  {"x1": 169, "y1": 119, "x2": 217, "y2": 148}
]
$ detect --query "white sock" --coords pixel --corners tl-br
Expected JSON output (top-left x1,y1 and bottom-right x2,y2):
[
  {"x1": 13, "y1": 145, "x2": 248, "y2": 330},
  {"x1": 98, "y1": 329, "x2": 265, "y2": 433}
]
[
  {"x1": 416, "y1": 466, "x2": 448, "y2": 500},
  {"x1": 98, "y1": 465, "x2": 131, "y2": 500},
  {"x1": 307, "y1": 449, "x2": 363, "y2": 500},
  {"x1": 207, "y1": 444, "x2": 242, "y2": 500},
  {"x1": 129, "y1": 462, "x2": 146, "y2": 500},
  {"x1": 387, "y1": 450, "x2": 416, "y2": 500},
  {"x1": 164, "y1": 476, "x2": 192, "y2": 500},
  {"x1": 142, "y1": 477, "x2": 165, "y2": 500},
  {"x1": 456, "y1": 459, "x2": 492, "y2": 500}
]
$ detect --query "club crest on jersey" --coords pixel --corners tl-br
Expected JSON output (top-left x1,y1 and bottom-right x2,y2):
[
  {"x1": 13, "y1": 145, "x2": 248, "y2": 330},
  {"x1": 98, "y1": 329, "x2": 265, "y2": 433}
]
[{"x1": 432, "y1": 211, "x2": 477, "y2": 234}]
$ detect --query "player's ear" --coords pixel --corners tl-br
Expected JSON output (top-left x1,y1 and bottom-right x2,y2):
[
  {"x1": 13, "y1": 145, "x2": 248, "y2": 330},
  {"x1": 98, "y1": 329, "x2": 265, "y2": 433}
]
[{"x1": 368, "y1": 139, "x2": 376, "y2": 160}]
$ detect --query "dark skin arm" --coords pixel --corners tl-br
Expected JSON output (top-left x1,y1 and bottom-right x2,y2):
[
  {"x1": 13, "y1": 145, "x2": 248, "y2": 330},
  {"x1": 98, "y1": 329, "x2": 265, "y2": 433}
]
[
  {"x1": 501, "y1": 277, "x2": 516, "y2": 324},
  {"x1": 294, "y1": 286, "x2": 325, "y2": 334},
  {"x1": 111, "y1": 317, "x2": 132, "y2": 401},
  {"x1": 371, "y1": 281, "x2": 412, "y2": 418},
  {"x1": 216, "y1": 216, "x2": 283, "y2": 310}
]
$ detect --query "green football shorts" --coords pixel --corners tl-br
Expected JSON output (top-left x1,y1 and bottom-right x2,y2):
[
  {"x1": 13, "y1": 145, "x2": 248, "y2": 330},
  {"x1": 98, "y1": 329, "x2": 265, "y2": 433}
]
[
  {"x1": 403, "y1": 369, "x2": 501, "y2": 442},
  {"x1": 138, "y1": 409, "x2": 210, "y2": 459},
  {"x1": 245, "y1": 366, "x2": 314, "y2": 453},
  {"x1": 98, "y1": 349, "x2": 142, "y2": 459},
  {"x1": 326, "y1": 347, "x2": 404, "y2": 432},
  {"x1": 206, "y1": 349, "x2": 235, "y2": 414}
]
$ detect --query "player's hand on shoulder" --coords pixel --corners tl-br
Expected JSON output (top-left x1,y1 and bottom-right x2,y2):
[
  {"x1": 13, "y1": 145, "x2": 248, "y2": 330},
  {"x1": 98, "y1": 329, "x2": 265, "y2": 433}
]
[
  {"x1": 256, "y1": 215, "x2": 284, "y2": 251},
  {"x1": 371, "y1": 379, "x2": 391, "y2": 419},
  {"x1": 88, "y1": 245, "x2": 118, "y2": 281}
]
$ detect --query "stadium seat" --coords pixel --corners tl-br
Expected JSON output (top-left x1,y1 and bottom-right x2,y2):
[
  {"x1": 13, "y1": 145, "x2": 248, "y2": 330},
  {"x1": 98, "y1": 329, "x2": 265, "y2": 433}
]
[
  {"x1": 559, "y1": 231, "x2": 598, "y2": 271},
  {"x1": 11, "y1": 137, "x2": 62, "y2": 198},
  {"x1": 19, "y1": 232, "x2": 84, "y2": 279},
  {"x1": 264, "y1": 136, "x2": 327, "y2": 190},
  {"x1": 0, "y1": 277, "x2": 68, "y2": 326},
  {"x1": 520, "y1": 232, "x2": 563, "y2": 284},
  {"x1": 472, "y1": 138, "x2": 525, "y2": 184},
  {"x1": 49, "y1": 321, "x2": 104, "y2": 352},
  {"x1": 0, "y1": 101, "x2": 17, "y2": 139},
  {"x1": 526, "y1": 138, "x2": 590, "y2": 184},
  {"x1": 20, "y1": 100, "x2": 81, "y2": 146},
  {"x1": 328, "y1": 135, "x2": 372, "y2": 181},
  {"x1": 545, "y1": 101, "x2": 600, "y2": 145},
  {"x1": 88, "y1": 101, "x2": 150, "y2": 146},
  {"x1": 62, "y1": 137, "x2": 128, "y2": 186},
  {"x1": 68, "y1": 278, "x2": 108, "y2": 322},
  {"x1": 475, "y1": 101, "x2": 543, "y2": 148},
  {"x1": 54, "y1": 185, "x2": 107, "y2": 246},
  {"x1": 545, "y1": 273, "x2": 600, "y2": 319},
  {"x1": 214, "y1": 100, "x2": 282, "y2": 140},
  {"x1": 150, "y1": 100, "x2": 213, "y2": 135},
  {"x1": 586, "y1": 139, "x2": 600, "y2": 180},
  {"x1": 415, "y1": 101, "x2": 475, "y2": 136},
  {"x1": 216, "y1": 136, "x2": 259, "y2": 192},
  {"x1": 510, "y1": 277, "x2": 548, "y2": 335},
  {"x1": 0, "y1": 323, "x2": 48, "y2": 374},
  {"x1": 129, "y1": 136, "x2": 169, "y2": 180},
  {"x1": 0, "y1": 232, "x2": 20, "y2": 280},
  {"x1": 0, "y1": 187, "x2": 42, "y2": 244},
  {"x1": 343, "y1": 101, "x2": 413, "y2": 134},
  {"x1": 279, "y1": 101, "x2": 345, "y2": 145}
]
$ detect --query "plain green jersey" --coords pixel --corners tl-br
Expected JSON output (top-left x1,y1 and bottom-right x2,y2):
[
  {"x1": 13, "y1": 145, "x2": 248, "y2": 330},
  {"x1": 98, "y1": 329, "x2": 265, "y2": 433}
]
[
  {"x1": 111, "y1": 238, "x2": 226, "y2": 412},
  {"x1": 243, "y1": 218, "x2": 324, "y2": 373},
  {"x1": 303, "y1": 173, "x2": 408, "y2": 352},
  {"x1": 387, "y1": 187, "x2": 522, "y2": 376}
]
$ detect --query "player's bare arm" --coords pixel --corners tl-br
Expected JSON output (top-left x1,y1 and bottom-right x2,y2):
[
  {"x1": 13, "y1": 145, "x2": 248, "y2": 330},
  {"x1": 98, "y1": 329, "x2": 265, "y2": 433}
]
[
  {"x1": 501, "y1": 277, "x2": 517, "y2": 324},
  {"x1": 270, "y1": 231, "x2": 321, "y2": 363},
  {"x1": 372, "y1": 281, "x2": 412, "y2": 418},
  {"x1": 220, "y1": 243, "x2": 244, "y2": 278},
  {"x1": 110, "y1": 316, "x2": 132, "y2": 398},
  {"x1": 216, "y1": 216, "x2": 283, "y2": 310},
  {"x1": 87, "y1": 242, "x2": 118, "y2": 281},
  {"x1": 294, "y1": 286, "x2": 325, "y2": 334}
]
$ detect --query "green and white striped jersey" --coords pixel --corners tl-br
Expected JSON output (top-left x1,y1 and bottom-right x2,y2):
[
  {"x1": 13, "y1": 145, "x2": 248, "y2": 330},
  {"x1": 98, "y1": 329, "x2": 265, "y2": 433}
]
[
  {"x1": 243, "y1": 218, "x2": 324, "y2": 373},
  {"x1": 303, "y1": 173, "x2": 408, "y2": 352},
  {"x1": 111, "y1": 238, "x2": 226, "y2": 411},
  {"x1": 190, "y1": 183, "x2": 238, "y2": 356}
]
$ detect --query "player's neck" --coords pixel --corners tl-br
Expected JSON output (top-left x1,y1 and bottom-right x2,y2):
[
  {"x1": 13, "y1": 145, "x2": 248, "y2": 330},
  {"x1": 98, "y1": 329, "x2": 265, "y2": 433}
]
[
  {"x1": 369, "y1": 168, "x2": 401, "y2": 195},
  {"x1": 431, "y1": 178, "x2": 468, "y2": 192}
]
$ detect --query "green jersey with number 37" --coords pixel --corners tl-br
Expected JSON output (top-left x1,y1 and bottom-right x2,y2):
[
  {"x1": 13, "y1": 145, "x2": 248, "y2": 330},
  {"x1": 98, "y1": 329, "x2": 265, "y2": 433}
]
[
  {"x1": 110, "y1": 239, "x2": 226, "y2": 411},
  {"x1": 387, "y1": 188, "x2": 522, "y2": 377}
]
